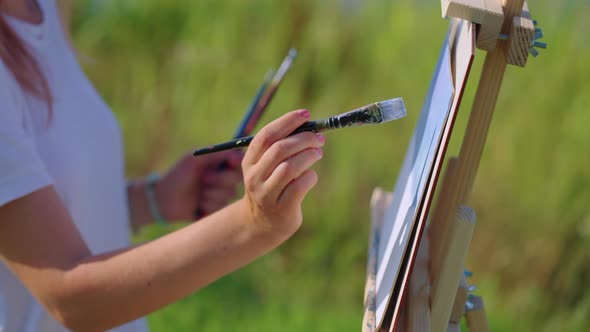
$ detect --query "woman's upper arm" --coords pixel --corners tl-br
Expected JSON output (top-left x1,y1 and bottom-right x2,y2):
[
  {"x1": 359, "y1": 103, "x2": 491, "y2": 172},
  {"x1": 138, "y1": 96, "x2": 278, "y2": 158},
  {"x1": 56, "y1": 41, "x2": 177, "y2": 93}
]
[{"x1": 0, "y1": 187, "x2": 91, "y2": 311}]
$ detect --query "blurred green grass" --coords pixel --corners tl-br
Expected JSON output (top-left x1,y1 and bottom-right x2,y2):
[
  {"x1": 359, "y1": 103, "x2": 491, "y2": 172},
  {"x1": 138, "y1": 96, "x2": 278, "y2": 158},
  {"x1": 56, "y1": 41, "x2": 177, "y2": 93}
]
[{"x1": 71, "y1": 0, "x2": 590, "y2": 331}]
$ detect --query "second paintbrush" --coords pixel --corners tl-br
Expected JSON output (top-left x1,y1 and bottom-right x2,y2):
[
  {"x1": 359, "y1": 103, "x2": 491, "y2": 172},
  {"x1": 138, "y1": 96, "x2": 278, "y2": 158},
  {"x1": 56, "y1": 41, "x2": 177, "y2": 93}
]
[{"x1": 193, "y1": 98, "x2": 407, "y2": 156}]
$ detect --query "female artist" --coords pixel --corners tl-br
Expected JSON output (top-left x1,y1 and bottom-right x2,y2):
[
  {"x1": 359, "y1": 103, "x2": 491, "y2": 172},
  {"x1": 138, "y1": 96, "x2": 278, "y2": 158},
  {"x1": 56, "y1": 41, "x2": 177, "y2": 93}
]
[{"x1": 0, "y1": 1, "x2": 325, "y2": 331}]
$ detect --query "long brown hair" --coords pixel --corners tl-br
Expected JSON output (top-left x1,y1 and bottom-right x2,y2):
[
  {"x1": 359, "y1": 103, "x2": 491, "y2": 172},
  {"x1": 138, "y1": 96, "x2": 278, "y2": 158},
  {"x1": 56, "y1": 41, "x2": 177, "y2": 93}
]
[{"x1": 0, "y1": 2, "x2": 52, "y2": 108}]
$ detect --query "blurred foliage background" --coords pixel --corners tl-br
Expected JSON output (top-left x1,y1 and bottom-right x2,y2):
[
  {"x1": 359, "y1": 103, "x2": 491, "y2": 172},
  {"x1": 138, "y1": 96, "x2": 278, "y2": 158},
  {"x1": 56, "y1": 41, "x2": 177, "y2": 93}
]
[{"x1": 69, "y1": 0, "x2": 590, "y2": 331}]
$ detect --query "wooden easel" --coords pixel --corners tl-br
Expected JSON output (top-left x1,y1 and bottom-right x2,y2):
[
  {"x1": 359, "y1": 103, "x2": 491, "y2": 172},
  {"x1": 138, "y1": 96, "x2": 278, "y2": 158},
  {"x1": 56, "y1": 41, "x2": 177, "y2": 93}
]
[{"x1": 362, "y1": 0, "x2": 544, "y2": 331}]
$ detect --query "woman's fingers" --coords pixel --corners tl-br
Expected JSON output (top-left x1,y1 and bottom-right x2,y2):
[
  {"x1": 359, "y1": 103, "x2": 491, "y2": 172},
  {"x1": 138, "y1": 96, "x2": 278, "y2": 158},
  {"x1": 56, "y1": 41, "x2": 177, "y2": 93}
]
[
  {"x1": 264, "y1": 147, "x2": 323, "y2": 201},
  {"x1": 193, "y1": 150, "x2": 236, "y2": 172},
  {"x1": 278, "y1": 169, "x2": 319, "y2": 206},
  {"x1": 243, "y1": 109, "x2": 311, "y2": 166},
  {"x1": 238, "y1": 109, "x2": 324, "y2": 235},
  {"x1": 224, "y1": 150, "x2": 245, "y2": 169},
  {"x1": 201, "y1": 169, "x2": 243, "y2": 188},
  {"x1": 256, "y1": 132, "x2": 325, "y2": 181}
]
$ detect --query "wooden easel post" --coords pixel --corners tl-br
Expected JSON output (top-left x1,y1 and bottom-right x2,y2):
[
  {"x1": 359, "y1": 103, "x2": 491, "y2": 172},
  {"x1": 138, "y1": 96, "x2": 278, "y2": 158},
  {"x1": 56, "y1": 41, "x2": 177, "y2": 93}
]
[
  {"x1": 362, "y1": 0, "x2": 544, "y2": 330},
  {"x1": 428, "y1": 0, "x2": 542, "y2": 331},
  {"x1": 436, "y1": 0, "x2": 540, "y2": 210}
]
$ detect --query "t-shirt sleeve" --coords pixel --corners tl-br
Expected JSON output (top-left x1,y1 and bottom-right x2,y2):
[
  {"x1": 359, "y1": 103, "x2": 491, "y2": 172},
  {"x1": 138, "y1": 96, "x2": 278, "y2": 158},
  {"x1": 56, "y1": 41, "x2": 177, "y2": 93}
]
[{"x1": 0, "y1": 69, "x2": 53, "y2": 207}]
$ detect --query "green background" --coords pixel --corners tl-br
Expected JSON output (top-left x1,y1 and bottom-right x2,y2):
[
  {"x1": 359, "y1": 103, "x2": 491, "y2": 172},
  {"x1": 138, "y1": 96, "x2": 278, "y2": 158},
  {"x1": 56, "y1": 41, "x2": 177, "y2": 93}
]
[{"x1": 70, "y1": 0, "x2": 590, "y2": 331}]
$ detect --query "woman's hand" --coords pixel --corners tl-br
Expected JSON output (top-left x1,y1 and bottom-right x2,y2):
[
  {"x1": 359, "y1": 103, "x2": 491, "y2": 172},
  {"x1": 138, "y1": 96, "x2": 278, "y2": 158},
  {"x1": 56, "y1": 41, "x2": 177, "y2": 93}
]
[
  {"x1": 156, "y1": 150, "x2": 244, "y2": 221},
  {"x1": 240, "y1": 109, "x2": 325, "y2": 237}
]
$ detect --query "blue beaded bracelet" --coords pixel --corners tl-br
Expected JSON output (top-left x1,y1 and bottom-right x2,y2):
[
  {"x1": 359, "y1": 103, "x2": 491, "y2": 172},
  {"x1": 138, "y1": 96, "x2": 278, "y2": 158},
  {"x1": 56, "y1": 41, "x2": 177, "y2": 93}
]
[{"x1": 146, "y1": 173, "x2": 168, "y2": 226}]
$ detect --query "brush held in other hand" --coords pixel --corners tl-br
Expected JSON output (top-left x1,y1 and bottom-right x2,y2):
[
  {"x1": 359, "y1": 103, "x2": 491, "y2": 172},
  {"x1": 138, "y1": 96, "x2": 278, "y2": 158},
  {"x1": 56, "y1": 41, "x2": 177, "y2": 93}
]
[{"x1": 193, "y1": 98, "x2": 407, "y2": 157}]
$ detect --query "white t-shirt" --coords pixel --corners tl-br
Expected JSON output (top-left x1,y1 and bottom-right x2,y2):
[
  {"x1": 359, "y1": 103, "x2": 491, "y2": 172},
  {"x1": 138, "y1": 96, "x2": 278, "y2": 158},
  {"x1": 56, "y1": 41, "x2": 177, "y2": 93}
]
[{"x1": 0, "y1": 1, "x2": 148, "y2": 331}]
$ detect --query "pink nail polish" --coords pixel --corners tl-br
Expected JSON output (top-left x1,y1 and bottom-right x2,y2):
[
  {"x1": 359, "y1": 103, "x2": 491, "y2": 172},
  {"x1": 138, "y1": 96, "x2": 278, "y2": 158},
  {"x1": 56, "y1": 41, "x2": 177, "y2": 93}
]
[
  {"x1": 316, "y1": 148, "x2": 323, "y2": 157},
  {"x1": 298, "y1": 109, "x2": 311, "y2": 119},
  {"x1": 316, "y1": 134, "x2": 325, "y2": 143}
]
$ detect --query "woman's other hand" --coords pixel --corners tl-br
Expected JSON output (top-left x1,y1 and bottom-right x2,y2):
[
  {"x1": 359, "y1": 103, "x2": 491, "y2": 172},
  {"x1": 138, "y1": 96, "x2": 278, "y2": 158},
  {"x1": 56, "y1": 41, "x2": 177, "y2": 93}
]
[
  {"x1": 156, "y1": 150, "x2": 244, "y2": 221},
  {"x1": 240, "y1": 109, "x2": 325, "y2": 237}
]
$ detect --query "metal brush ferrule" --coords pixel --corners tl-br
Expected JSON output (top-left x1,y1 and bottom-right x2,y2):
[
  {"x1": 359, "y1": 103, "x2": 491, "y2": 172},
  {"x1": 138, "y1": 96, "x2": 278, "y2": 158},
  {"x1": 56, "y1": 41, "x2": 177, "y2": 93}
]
[
  {"x1": 291, "y1": 103, "x2": 385, "y2": 135},
  {"x1": 330, "y1": 103, "x2": 383, "y2": 129}
]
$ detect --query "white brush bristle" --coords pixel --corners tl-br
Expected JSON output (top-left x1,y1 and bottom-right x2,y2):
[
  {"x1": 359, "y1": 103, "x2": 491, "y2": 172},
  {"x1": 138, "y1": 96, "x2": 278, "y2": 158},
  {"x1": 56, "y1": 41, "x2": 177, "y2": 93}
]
[{"x1": 378, "y1": 98, "x2": 407, "y2": 122}]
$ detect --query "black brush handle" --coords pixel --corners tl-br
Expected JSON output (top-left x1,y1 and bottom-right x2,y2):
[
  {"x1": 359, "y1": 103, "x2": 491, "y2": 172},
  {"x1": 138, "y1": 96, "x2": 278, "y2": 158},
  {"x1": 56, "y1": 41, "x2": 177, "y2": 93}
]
[
  {"x1": 192, "y1": 121, "x2": 326, "y2": 157},
  {"x1": 290, "y1": 121, "x2": 321, "y2": 135},
  {"x1": 193, "y1": 136, "x2": 254, "y2": 156}
]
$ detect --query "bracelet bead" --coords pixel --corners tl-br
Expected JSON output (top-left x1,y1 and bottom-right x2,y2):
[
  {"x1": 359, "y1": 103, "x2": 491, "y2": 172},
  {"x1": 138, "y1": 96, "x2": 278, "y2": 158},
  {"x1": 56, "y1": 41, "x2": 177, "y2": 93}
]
[{"x1": 145, "y1": 173, "x2": 168, "y2": 225}]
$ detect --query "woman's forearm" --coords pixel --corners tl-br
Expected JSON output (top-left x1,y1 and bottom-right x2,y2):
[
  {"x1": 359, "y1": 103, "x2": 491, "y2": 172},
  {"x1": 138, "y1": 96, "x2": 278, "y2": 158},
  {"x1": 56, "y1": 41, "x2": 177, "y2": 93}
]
[{"x1": 55, "y1": 199, "x2": 286, "y2": 331}]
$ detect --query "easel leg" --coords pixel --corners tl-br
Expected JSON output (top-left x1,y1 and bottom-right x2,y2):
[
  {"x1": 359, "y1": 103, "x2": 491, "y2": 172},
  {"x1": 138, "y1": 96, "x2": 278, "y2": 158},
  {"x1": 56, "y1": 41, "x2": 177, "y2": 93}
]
[
  {"x1": 465, "y1": 296, "x2": 489, "y2": 332},
  {"x1": 450, "y1": 275, "x2": 469, "y2": 323},
  {"x1": 407, "y1": 231, "x2": 431, "y2": 332},
  {"x1": 430, "y1": 206, "x2": 476, "y2": 332}
]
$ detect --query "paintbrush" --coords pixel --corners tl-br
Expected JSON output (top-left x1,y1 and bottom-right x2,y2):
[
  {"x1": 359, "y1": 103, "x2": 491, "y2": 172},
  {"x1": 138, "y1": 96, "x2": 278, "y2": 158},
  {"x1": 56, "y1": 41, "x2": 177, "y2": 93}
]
[
  {"x1": 193, "y1": 49, "x2": 298, "y2": 218},
  {"x1": 233, "y1": 69, "x2": 275, "y2": 138},
  {"x1": 193, "y1": 98, "x2": 407, "y2": 156},
  {"x1": 238, "y1": 48, "x2": 298, "y2": 137},
  {"x1": 213, "y1": 49, "x2": 297, "y2": 169}
]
